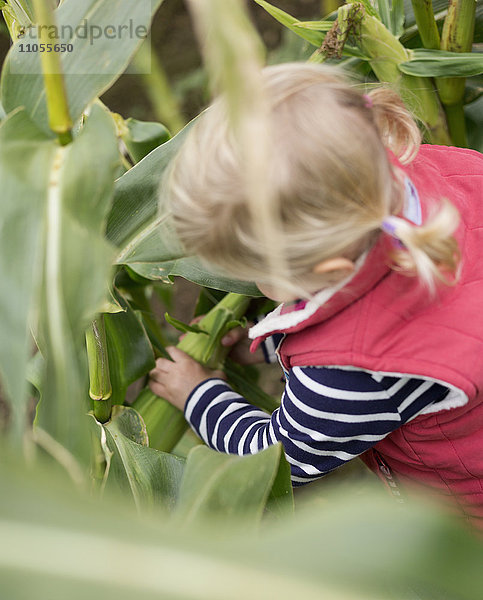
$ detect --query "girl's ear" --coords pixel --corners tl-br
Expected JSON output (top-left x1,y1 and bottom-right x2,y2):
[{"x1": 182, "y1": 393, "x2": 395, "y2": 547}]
[{"x1": 312, "y1": 257, "x2": 355, "y2": 275}]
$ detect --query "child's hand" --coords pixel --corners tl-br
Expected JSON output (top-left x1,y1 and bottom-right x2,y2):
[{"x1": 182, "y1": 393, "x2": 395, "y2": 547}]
[
  {"x1": 148, "y1": 347, "x2": 225, "y2": 411},
  {"x1": 221, "y1": 326, "x2": 265, "y2": 365}
]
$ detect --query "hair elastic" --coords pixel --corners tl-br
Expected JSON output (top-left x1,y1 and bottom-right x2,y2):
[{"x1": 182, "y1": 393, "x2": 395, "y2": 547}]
[
  {"x1": 363, "y1": 93, "x2": 373, "y2": 109},
  {"x1": 381, "y1": 215, "x2": 406, "y2": 248}
]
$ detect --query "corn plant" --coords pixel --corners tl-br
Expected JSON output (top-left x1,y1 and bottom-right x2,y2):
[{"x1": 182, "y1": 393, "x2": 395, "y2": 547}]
[
  {"x1": 0, "y1": 0, "x2": 278, "y2": 496},
  {"x1": 255, "y1": 0, "x2": 483, "y2": 147}
]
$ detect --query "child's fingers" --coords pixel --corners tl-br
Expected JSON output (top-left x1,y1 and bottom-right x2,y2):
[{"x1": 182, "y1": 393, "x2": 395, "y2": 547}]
[
  {"x1": 149, "y1": 368, "x2": 165, "y2": 383},
  {"x1": 151, "y1": 347, "x2": 188, "y2": 371},
  {"x1": 150, "y1": 357, "x2": 171, "y2": 375},
  {"x1": 148, "y1": 379, "x2": 166, "y2": 398},
  {"x1": 165, "y1": 346, "x2": 190, "y2": 362},
  {"x1": 221, "y1": 327, "x2": 245, "y2": 347}
]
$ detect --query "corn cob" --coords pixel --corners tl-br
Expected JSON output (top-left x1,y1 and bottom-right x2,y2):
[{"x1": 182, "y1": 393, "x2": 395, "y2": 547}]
[{"x1": 133, "y1": 293, "x2": 250, "y2": 453}]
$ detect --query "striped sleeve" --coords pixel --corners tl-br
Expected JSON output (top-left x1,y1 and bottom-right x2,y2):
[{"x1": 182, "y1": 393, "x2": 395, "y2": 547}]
[
  {"x1": 259, "y1": 333, "x2": 284, "y2": 363},
  {"x1": 184, "y1": 368, "x2": 450, "y2": 486}
]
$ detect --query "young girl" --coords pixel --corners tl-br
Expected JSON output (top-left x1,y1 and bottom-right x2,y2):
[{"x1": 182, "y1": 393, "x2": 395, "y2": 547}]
[{"x1": 149, "y1": 63, "x2": 483, "y2": 528}]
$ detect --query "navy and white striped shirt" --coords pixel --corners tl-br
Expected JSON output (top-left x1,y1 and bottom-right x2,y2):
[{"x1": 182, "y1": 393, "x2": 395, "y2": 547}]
[{"x1": 184, "y1": 366, "x2": 450, "y2": 485}]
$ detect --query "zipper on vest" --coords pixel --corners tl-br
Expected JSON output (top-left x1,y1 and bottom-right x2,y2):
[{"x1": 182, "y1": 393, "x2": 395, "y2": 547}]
[{"x1": 373, "y1": 450, "x2": 406, "y2": 505}]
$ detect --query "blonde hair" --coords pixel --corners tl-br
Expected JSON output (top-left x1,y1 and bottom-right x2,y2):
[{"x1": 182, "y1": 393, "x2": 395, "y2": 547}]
[{"x1": 167, "y1": 63, "x2": 459, "y2": 297}]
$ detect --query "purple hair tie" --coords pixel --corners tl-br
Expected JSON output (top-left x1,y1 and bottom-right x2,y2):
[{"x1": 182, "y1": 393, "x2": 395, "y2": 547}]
[
  {"x1": 363, "y1": 93, "x2": 373, "y2": 109},
  {"x1": 381, "y1": 216, "x2": 406, "y2": 249}
]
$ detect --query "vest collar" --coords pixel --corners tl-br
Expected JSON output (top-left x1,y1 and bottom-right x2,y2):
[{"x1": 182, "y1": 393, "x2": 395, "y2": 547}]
[{"x1": 249, "y1": 175, "x2": 422, "y2": 348}]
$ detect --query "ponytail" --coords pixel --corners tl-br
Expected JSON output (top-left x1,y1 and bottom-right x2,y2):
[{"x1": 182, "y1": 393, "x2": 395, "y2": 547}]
[
  {"x1": 365, "y1": 87, "x2": 460, "y2": 290},
  {"x1": 365, "y1": 87, "x2": 421, "y2": 165},
  {"x1": 383, "y1": 199, "x2": 461, "y2": 292}
]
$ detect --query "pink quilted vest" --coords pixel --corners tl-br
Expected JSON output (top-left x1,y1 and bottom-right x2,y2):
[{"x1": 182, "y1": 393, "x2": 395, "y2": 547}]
[{"x1": 251, "y1": 145, "x2": 483, "y2": 527}]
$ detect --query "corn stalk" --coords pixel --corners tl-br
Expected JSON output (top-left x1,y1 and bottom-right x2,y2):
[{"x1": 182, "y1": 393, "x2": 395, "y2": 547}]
[
  {"x1": 133, "y1": 41, "x2": 186, "y2": 135},
  {"x1": 133, "y1": 293, "x2": 250, "y2": 453},
  {"x1": 410, "y1": 0, "x2": 440, "y2": 49},
  {"x1": 31, "y1": 0, "x2": 73, "y2": 144},
  {"x1": 436, "y1": 0, "x2": 476, "y2": 146},
  {"x1": 86, "y1": 316, "x2": 112, "y2": 424}
]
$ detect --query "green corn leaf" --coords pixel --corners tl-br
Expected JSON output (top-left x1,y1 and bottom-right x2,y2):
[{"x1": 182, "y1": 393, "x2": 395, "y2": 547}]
[
  {"x1": 135, "y1": 309, "x2": 171, "y2": 360},
  {"x1": 174, "y1": 443, "x2": 291, "y2": 527},
  {"x1": 0, "y1": 104, "x2": 118, "y2": 459},
  {"x1": 114, "y1": 268, "x2": 171, "y2": 357},
  {"x1": 1, "y1": 450, "x2": 483, "y2": 600},
  {"x1": 26, "y1": 351, "x2": 44, "y2": 395},
  {"x1": 376, "y1": 0, "x2": 392, "y2": 31},
  {"x1": 1, "y1": 0, "x2": 32, "y2": 39},
  {"x1": 356, "y1": 0, "x2": 381, "y2": 19},
  {"x1": 465, "y1": 96, "x2": 483, "y2": 152},
  {"x1": 223, "y1": 317, "x2": 248, "y2": 332},
  {"x1": 122, "y1": 117, "x2": 171, "y2": 164},
  {"x1": 193, "y1": 287, "x2": 227, "y2": 317},
  {"x1": 4, "y1": 0, "x2": 34, "y2": 22},
  {"x1": 265, "y1": 448, "x2": 294, "y2": 517},
  {"x1": 164, "y1": 313, "x2": 209, "y2": 336},
  {"x1": 253, "y1": 0, "x2": 326, "y2": 47},
  {"x1": 292, "y1": 20, "x2": 334, "y2": 32},
  {"x1": 131, "y1": 258, "x2": 263, "y2": 296},
  {"x1": 171, "y1": 428, "x2": 203, "y2": 459},
  {"x1": 399, "y1": 49, "x2": 483, "y2": 78},
  {"x1": 1, "y1": 0, "x2": 165, "y2": 131},
  {"x1": 390, "y1": 0, "x2": 405, "y2": 37},
  {"x1": 476, "y1": 0, "x2": 483, "y2": 43},
  {"x1": 99, "y1": 288, "x2": 124, "y2": 314},
  {"x1": 97, "y1": 406, "x2": 185, "y2": 512},
  {"x1": 131, "y1": 388, "x2": 190, "y2": 452},
  {"x1": 0, "y1": 110, "x2": 56, "y2": 445},
  {"x1": 464, "y1": 76, "x2": 483, "y2": 105},
  {"x1": 374, "y1": 0, "x2": 405, "y2": 36},
  {"x1": 107, "y1": 119, "x2": 194, "y2": 265},
  {"x1": 34, "y1": 104, "x2": 119, "y2": 464}
]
